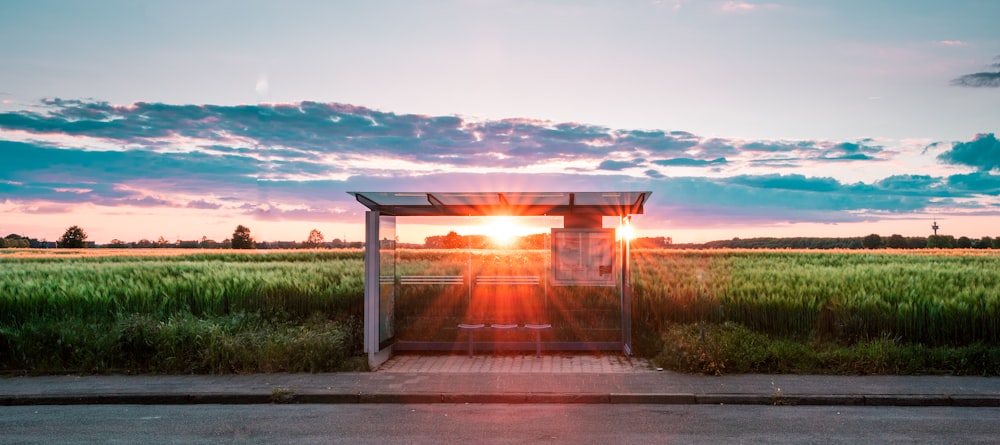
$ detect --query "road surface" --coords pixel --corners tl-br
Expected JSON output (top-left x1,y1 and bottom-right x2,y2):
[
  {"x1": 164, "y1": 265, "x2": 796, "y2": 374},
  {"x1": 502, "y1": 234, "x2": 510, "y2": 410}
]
[{"x1": 2, "y1": 404, "x2": 997, "y2": 444}]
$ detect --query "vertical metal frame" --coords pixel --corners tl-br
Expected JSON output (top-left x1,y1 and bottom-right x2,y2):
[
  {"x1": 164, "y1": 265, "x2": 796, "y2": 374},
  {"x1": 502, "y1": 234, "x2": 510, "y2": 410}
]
[{"x1": 620, "y1": 216, "x2": 633, "y2": 355}]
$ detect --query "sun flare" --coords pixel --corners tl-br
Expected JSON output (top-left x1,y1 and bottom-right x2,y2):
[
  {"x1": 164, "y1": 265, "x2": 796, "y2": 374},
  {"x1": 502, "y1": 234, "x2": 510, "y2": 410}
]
[
  {"x1": 482, "y1": 216, "x2": 522, "y2": 246},
  {"x1": 620, "y1": 217, "x2": 636, "y2": 241}
]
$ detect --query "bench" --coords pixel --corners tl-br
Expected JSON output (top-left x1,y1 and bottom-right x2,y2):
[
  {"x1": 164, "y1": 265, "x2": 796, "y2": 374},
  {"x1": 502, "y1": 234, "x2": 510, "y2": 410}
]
[
  {"x1": 457, "y1": 323, "x2": 552, "y2": 357},
  {"x1": 475, "y1": 275, "x2": 541, "y2": 286}
]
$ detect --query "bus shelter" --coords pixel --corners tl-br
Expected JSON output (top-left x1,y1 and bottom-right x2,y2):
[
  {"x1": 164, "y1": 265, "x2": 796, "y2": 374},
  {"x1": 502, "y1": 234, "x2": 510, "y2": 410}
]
[{"x1": 350, "y1": 191, "x2": 651, "y2": 369}]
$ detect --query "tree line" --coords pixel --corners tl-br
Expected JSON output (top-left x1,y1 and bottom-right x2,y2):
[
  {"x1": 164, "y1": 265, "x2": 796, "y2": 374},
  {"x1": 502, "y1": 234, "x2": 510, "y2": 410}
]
[
  {"x1": 5, "y1": 225, "x2": 998, "y2": 251},
  {"x1": 671, "y1": 234, "x2": 1000, "y2": 250},
  {"x1": 0, "y1": 225, "x2": 362, "y2": 249}
]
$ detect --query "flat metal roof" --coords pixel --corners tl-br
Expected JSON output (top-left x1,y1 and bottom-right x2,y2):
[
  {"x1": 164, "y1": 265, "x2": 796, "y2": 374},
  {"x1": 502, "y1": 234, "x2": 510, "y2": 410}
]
[{"x1": 349, "y1": 191, "x2": 651, "y2": 217}]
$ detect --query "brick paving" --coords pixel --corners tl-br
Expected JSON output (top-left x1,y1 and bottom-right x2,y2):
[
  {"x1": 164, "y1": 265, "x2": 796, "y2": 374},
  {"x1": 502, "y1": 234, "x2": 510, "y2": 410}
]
[{"x1": 376, "y1": 353, "x2": 657, "y2": 373}]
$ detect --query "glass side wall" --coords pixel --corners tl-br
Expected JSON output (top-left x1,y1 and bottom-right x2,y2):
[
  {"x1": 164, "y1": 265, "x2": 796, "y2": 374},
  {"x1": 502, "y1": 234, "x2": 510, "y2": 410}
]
[
  {"x1": 393, "y1": 235, "x2": 623, "y2": 345},
  {"x1": 378, "y1": 215, "x2": 396, "y2": 348}
]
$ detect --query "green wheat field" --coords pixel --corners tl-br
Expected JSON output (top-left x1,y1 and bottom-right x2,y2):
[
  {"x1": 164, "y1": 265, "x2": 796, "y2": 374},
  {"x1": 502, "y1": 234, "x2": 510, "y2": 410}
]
[{"x1": 2, "y1": 248, "x2": 998, "y2": 375}]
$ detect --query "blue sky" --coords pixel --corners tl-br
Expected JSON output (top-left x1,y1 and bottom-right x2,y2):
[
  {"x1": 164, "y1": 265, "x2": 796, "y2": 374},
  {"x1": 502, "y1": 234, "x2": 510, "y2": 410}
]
[{"x1": 1, "y1": 0, "x2": 998, "y2": 244}]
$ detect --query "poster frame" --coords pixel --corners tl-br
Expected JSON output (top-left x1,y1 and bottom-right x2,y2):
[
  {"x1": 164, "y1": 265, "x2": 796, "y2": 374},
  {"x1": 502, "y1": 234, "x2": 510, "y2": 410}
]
[{"x1": 550, "y1": 228, "x2": 617, "y2": 286}]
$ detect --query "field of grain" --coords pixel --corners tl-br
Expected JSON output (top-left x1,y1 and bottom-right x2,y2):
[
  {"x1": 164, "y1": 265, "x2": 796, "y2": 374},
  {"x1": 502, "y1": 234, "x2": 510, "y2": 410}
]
[
  {"x1": 631, "y1": 249, "x2": 1000, "y2": 346},
  {"x1": 2, "y1": 248, "x2": 998, "y2": 374}
]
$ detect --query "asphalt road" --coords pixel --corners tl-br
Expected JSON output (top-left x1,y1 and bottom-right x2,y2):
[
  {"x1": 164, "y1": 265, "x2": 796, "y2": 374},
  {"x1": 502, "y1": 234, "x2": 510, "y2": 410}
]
[{"x1": 2, "y1": 404, "x2": 999, "y2": 444}]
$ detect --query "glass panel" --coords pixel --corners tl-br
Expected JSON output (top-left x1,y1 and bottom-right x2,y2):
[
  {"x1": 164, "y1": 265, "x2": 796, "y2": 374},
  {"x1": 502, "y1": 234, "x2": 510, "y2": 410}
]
[
  {"x1": 378, "y1": 215, "x2": 396, "y2": 346},
  {"x1": 393, "y1": 226, "x2": 623, "y2": 345},
  {"x1": 503, "y1": 192, "x2": 569, "y2": 206}
]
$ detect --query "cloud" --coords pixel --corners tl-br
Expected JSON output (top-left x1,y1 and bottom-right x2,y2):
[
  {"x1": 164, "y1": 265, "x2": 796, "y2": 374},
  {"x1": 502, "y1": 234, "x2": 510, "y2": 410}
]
[
  {"x1": 951, "y1": 56, "x2": 1000, "y2": 88},
  {"x1": 652, "y1": 157, "x2": 727, "y2": 167},
  {"x1": 872, "y1": 175, "x2": 950, "y2": 196},
  {"x1": 641, "y1": 174, "x2": 936, "y2": 228},
  {"x1": 187, "y1": 199, "x2": 222, "y2": 210},
  {"x1": 946, "y1": 171, "x2": 1000, "y2": 195},
  {"x1": 952, "y1": 72, "x2": 1000, "y2": 88},
  {"x1": 720, "y1": 1, "x2": 780, "y2": 13},
  {"x1": 2, "y1": 99, "x2": 998, "y2": 233},
  {"x1": 937, "y1": 133, "x2": 1000, "y2": 171},
  {"x1": 597, "y1": 159, "x2": 641, "y2": 171},
  {"x1": 736, "y1": 139, "x2": 883, "y2": 165}
]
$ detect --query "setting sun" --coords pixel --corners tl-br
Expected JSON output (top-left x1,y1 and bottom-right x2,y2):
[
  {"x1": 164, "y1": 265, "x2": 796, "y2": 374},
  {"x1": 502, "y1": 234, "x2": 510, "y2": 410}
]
[
  {"x1": 619, "y1": 217, "x2": 636, "y2": 241},
  {"x1": 482, "y1": 216, "x2": 522, "y2": 246}
]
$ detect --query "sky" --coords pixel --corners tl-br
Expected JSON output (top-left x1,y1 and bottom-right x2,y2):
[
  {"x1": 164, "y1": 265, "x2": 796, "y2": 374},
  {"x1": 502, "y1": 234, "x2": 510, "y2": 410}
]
[{"x1": 1, "y1": 0, "x2": 999, "y2": 244}]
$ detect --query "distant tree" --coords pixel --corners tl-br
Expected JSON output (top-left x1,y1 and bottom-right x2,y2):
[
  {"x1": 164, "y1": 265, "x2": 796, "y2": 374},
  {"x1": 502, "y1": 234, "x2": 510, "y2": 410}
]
[
  {"x1": 956, "y1": 236, "x2": 973, "y2": 249},
  {"x1": 886, "y1": 234, "x2": 907, "y2": 249},
  {"x1": 0, "y1": 238, "x2": 18, "y2": 248},
  {"x1": 231, "y1": 225, "x2": 255, "y2": 249},
  {"x1": 156, "y1": 236, "x2": 170, "y2": 248},
  {"x1": 107, "y1": 239, "x2": 129, "y2": 248},
  {"x1": 2, "y1": 234, "x2": 34, "y2": 248},
  {"x1": 974, "y1": 236, "x2": 993, "y2": 249},
  {"x1": 926, "y1": 235, "x2": 955, "y2": 249},
  {"x1": 58, "y1": 225, "x2": 88, "y2": 248},
  {"x1": 906, "y1": 237, "x2": 928, "y2": 249},
  {"x1": 443, "y1": 231, "x2": 464, "y2": 249},
  {"x1": 861, "y1": 233, "x2": 883, "y2": 249},
  {"x1": 306, "y1": 229, "x2": 324, "y2": 247}
]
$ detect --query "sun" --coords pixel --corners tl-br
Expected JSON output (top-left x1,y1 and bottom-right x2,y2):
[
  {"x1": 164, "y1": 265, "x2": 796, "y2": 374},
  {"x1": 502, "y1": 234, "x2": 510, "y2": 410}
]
[
  {"x1": 620, "y1": 217, "x2": 636, "y2": 241},
  {"x1": 482, "y1": 216, "x2": 521, "y2": 246}
]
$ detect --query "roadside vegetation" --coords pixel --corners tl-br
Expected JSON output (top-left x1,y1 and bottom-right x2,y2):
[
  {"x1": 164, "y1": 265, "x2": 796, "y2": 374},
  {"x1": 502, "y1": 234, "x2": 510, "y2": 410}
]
[
  {"x1": 632, "y1": 249, "x2": 1000, "y2": 375},
  {"x1": 0, "y1": 250, "x2": 366, "y2": 374},
  {"x1": 1, "y1": 248, "x2": 998, "y2": 375}
]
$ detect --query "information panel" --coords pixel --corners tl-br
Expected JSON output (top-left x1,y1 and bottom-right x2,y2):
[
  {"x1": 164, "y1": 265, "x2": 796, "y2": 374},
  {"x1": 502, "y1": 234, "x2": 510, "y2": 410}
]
[{"x1": 551, "y1": 228, "x2": 616, "y2": 286}]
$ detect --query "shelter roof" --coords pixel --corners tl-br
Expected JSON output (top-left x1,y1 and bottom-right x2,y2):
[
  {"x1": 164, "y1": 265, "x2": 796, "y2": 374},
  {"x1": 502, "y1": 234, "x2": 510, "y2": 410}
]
[{"x1": 349, "y1": 191, "x2": 651, "y2": 217}]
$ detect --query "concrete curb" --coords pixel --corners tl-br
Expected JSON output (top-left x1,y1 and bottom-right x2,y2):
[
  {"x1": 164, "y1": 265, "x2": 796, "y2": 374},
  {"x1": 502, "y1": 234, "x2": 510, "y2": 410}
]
[{"x1": 4, "y1": 392, "x2": 999, "y2": 407}]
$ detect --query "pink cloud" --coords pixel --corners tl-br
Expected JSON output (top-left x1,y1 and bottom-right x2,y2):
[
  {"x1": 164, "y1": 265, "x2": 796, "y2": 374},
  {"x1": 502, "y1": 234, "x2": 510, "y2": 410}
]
[{"x1": 936, "y1": 40, "x2": 968, "y2": 47}]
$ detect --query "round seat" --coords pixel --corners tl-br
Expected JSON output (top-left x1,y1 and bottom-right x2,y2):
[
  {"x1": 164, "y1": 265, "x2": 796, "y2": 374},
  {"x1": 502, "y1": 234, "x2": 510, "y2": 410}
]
[{"x1": 523, "y1": 323, "x2": 552, "y2": 330}]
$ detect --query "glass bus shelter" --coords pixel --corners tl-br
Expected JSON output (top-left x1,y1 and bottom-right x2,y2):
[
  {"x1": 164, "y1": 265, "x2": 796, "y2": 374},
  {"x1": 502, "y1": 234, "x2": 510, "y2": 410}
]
[{"x1": 350, "y1": 191, "x2": 651, "y2": 369}]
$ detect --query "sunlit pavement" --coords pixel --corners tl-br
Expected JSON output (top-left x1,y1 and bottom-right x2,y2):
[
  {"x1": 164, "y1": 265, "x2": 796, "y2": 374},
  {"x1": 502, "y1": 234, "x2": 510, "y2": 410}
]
[
  {"x1": 377, "y1": 353, "x2": 656, "y2": 373},
  {"x1": 2, "y1": 354, "x2": 1000, "y2": 407}
]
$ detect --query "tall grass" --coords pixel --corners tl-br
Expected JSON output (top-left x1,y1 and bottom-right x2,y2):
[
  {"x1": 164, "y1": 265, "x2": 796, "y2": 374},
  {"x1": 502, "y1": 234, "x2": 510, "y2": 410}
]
[
  {"x1": 3, "y1": 248, "x2": 999, "y2": 374},
  {"x1": 632, "y1": 249, "x2": 1000, "y2": 347},
  {"x1": 0, "y1": 251, "x2": 364, "y2": 325},
  {"x1": 0, "y1": 251, "x2": 365, "y2": 373}
]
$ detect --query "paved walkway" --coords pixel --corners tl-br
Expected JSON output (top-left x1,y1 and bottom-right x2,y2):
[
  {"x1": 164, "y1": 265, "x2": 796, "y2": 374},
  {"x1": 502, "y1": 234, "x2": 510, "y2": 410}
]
[
  {"x1": 377, "y1": 353, "x2": 654, "y2": 373},
  {"x1": 2, "y1": 354, "x2": 999, "y2": 407}
]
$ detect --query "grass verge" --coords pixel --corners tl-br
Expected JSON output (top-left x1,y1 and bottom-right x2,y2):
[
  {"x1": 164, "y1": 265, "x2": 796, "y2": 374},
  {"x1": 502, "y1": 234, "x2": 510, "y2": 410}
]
[
  {"x1": 652, "y1": 322, "x2": 1000, "y2": 376},
  {"x1": 1, "y1": 311, "x2": 366, "y2": 374}
]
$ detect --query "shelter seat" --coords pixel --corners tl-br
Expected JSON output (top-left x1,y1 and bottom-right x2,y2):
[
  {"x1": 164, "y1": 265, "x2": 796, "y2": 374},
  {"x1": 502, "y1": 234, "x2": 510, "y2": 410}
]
[
  {"x1": 475, "y1": 275, "x2": 540, "y2": 286},
  {"x1": 456, "y1": 323, "x2": 551, "y2": 357},
  {"x1": 458, "y1": 323, "x2": 486, "y2": 357},
  {"x1": 524, "y1": 324, "x2": 552, "y2": 357},
  {"x1": 490, "y1": 323, "x2": 518, "y2": 329}
]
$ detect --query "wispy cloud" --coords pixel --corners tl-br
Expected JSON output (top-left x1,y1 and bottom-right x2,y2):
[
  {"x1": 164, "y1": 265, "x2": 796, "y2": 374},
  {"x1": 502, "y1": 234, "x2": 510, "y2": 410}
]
[
  {"x1": 936, "y1": 40, "x2": 968, "y2": 47},
  {"x1": 951, "y1": 56, "x2": 1000, "y2": 88},
  {"x1": 719, "y1": 1, "x2": 780, "y2": 13}
]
